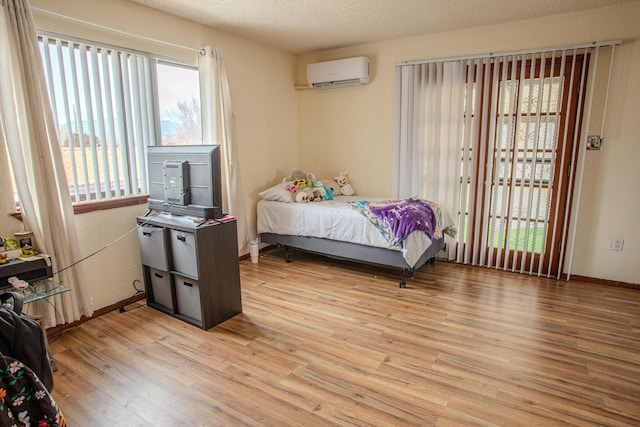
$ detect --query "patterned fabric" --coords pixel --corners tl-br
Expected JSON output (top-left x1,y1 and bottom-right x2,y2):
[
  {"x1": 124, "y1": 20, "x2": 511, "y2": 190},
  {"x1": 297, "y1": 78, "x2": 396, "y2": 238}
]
[
  {"x1": 0, "y1": 355, "x2": 65, "y2": 427},
  {"x1": 348, "y1": 198, "x2": 446, "y2": 247},
  {"x1": 348, "y1": 200, "x2": 397, "y2": 246}
]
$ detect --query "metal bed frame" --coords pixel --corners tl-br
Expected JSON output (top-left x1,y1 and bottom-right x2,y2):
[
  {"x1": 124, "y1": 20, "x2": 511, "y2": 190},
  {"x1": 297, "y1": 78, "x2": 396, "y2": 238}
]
[{"x1": 260, "y1": 232, "x2": 444, "y2": 288}]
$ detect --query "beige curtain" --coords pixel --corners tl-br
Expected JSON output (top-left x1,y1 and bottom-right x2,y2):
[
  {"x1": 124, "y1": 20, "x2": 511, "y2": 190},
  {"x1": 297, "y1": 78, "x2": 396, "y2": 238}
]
[
  {"x1": 198, "y1": 46, "x2": 250, "y2": 251},
  {"x1": 0, "y1": 0, "x2": 93, "y2": 325}
]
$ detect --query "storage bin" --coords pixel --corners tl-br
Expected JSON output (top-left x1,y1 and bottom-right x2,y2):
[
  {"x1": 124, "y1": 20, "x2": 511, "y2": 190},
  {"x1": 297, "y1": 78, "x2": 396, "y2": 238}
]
[
  {"x1": 149, "y1": 268, "x2": 172, "y2": 310},
  {"x1": 137, "y1": 226, "x2": 169, "y2": 271},
  {"x1": 175, "y1": 274, "x2": 202, "y2": 322},
  {"x1": 170, "y1": 230, "x2": 198, "y2": 277}
]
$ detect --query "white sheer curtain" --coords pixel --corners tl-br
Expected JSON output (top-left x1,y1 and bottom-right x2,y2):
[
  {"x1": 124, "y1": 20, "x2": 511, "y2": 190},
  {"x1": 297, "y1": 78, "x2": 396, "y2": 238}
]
[
  {"x1": 0, "y1": 0, "x2": 93, "y2": 325},
  {"x1": 198, "y1": 46, "x2": 250, "y2": 252},
  {"x1": 393, "y1": 61, "x2": 466, "y2": 260}
]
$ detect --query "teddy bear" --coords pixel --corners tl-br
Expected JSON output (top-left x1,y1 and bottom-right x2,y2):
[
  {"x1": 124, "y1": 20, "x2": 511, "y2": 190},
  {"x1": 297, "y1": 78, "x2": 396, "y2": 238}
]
[
  {"x1": 282, "y1": 168, "x2": 307, "y2": 182},
  {"x1": 334, "y1": 171, "x2": 354, "y2": 196}
]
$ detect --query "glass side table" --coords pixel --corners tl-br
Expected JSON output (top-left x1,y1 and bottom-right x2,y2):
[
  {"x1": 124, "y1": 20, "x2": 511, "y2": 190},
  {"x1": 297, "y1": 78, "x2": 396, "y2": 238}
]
[{"x1": 21, "y1": 282, "x2": 71, "y2": 304}]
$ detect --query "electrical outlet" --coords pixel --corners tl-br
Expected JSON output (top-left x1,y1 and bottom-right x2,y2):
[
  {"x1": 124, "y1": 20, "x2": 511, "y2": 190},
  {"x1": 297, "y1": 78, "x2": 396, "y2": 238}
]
[
  {"x1": 611, "y1": 237, "x2": 624, "y2": 251},
  {"x1": 587, "y1": 135, "x2": 603, "y2": 150}
]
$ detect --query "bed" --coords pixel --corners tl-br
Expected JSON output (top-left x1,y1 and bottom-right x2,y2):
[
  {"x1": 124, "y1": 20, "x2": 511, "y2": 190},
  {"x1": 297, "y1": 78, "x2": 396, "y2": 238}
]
[{"x1": 257, "y1": 195, "x2": 456, "y2": 288}]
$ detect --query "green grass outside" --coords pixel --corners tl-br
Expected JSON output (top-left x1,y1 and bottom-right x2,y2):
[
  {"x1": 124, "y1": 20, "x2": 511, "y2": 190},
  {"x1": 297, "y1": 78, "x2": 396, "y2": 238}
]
[{"x1": 461, "y1": 222, "x2": 546, "y2": 253}]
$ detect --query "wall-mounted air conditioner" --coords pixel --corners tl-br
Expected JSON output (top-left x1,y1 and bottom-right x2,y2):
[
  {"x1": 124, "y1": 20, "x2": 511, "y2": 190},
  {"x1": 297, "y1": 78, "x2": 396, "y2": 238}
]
[{"x1": 307, "y1": 56, "x2": 369, "y2": 89}]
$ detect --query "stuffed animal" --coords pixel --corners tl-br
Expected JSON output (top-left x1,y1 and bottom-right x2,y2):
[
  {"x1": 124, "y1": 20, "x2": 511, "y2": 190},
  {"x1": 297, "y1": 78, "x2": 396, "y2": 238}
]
[
  {"x1": 285, "y1": 183, "x2": 298, "y2": 193},
  {"x1": 282, "y1": 168, "x2": 307, "y2": 182},
  {"x1": 335, "y1": 171, "x2": 354, "y2": 196},
  {"x1": 323, "y1": 179, "x2": 340, "y2": 196},
  {"x1": 286, "y1": 179, "x2": 315, "y2": 202},
  {"x1": 293, "y1": 178, "x2": 313, "y2": 191},
  {"x1": 7, "y1": 276, "x2": 28, "y2": 291},
  {"x1": 294, "y1": 188, "x2": 314, "y2": 203},
  {"x1": 312, "y1": 179, "x2": 333, "y2": 200}
]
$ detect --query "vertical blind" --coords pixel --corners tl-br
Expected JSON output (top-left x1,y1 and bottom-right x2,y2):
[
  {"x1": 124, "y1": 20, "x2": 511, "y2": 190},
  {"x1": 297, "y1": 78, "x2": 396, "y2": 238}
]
[
  {"x1": 39, "y1": 34, "x2": 157, "y2": 202},
  {"x1": 394, "y1": 41, "x2": 619, "y2": 278}
]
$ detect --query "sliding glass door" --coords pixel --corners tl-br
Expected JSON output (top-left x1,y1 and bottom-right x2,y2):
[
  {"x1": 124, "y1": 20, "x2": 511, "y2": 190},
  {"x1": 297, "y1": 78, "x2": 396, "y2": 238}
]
[{"x1": 462, "y1": 55, "x2": 586, "y2": 276}]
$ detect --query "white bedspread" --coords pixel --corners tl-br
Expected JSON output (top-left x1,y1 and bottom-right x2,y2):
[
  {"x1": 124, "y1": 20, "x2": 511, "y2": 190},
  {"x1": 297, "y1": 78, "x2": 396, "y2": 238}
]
[{"x1": 257, "y1": 196, "x2": 454, "y2": 268}]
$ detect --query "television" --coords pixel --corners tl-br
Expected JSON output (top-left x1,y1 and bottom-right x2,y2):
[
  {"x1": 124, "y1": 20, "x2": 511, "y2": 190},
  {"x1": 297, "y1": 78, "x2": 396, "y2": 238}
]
[{"x1": 147, "y1": 145, "x2": 223, "y2": 219}]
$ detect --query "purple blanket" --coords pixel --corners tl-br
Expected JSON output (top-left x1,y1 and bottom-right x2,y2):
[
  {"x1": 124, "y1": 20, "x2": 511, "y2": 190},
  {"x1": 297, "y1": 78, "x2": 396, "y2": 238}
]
[{"x1": 366, "y1": 198, "x2": 437, "y2": 246}]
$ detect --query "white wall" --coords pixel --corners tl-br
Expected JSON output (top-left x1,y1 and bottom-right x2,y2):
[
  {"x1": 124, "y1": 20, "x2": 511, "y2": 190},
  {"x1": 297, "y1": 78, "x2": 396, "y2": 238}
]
[
  {"x1": 296, "y1": 2, "x2": 640, "y2": 284},
  {"x1": 4, "y1": 0, "x2": 300, "y2": 310}
]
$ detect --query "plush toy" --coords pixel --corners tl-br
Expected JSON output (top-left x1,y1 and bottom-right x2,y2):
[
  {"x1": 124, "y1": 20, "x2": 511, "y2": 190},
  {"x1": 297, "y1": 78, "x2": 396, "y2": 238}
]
[
  {"x1": 312, "y1": 179, "x2": 333, "y2": 200},
  {"x1": 286, "y1": 179, "x2": 315, "y2": 202},
  {"x1": 7, "y1": 276, "x2": 28, "y2": 291},
  {"x1": 292, "y1": 178, "x2": 313, "y2": 191},
  {"x1": 335, "y1": 171, "x2": 354, "y2": 196},
  {"x1": 323, "y1": 179, "x2": 340, "y2": 196},
  {"x1": 294, "y1": 188, "x2": 314, "y2": 203},
  {"x1": 282, "y1": 168, "x2": 307, "y2": 182},
  {"x1": 285, "y1": 183, "x2": 298, "y2": 193}
]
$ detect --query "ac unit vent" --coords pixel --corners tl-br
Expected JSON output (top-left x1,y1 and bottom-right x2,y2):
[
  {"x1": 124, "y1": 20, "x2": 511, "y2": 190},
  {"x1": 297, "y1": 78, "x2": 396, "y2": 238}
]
[{"x1": 311, "y1": 78, "x2": 365, "y2": 89}]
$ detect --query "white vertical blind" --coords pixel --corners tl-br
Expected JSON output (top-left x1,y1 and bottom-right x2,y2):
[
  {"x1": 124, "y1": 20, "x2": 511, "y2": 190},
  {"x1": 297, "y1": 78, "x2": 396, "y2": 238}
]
[
  {"x1": 563, "y1": 45, "x2": 616, "y2": 280},
  {"x1": 110, "y1": 52, "x2": 127, "y2": 196},
  {"x1": 394, "y1": 41, "x2": 619, "y2": 278},
  {"x1": 65, "y1": 40, "x2": 91, "y2": 201},
  {"x1": 38, "y1": 35, "x2": 156, "y2": 201}
]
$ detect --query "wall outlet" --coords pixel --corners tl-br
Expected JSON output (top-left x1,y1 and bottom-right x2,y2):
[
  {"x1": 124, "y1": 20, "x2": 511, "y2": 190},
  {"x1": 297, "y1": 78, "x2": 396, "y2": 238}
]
[
  {"x1": 611, "y1": 237, "x2": 624, "y2": 251},
  {"x1": 587, "y1": 135, "x2": 603, "y2": 150}
]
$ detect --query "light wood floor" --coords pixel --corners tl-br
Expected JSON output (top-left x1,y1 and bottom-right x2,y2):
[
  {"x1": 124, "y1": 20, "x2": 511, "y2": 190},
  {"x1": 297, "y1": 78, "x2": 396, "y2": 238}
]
[{"x1": 49, "y1": 248, "x2": 640, "y2": 426}]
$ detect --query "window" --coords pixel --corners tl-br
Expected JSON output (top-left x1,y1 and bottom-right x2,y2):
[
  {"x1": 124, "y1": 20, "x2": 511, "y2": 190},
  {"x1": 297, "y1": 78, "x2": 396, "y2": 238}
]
[
  {"x1": 157, "y1": 63, "x2": 201, "y2": 145},
  {"x1": 38, "y1": 33, "x2": 201, "y2": 204}
]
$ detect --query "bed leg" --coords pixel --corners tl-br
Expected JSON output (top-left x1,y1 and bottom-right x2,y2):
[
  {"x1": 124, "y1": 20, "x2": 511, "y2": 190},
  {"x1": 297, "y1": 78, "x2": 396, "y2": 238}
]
[
  {"x1": 284, "y1": 247, "x2": 293, "y2": 263},
  {"x1": 399, "y1": 268, "x2": 415, "y2": 288}
]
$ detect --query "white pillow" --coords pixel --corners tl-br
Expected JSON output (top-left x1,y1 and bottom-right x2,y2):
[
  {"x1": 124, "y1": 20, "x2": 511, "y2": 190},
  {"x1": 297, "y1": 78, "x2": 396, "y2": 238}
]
[{"x1": 258, "y1": 182, "x2": 294, "y2": 203}]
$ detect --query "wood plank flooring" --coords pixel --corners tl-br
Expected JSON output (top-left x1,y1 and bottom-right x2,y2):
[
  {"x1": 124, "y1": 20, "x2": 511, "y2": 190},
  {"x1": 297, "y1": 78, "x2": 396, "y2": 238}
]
[{"x1": 48, "y1": 247, "x2": 640, "y2": 426}]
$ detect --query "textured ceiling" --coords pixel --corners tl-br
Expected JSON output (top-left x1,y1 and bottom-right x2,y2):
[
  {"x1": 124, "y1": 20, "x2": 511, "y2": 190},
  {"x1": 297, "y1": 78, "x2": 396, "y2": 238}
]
[{"x1": 129, "y1": 0, "x2": 636, "y2": 54}]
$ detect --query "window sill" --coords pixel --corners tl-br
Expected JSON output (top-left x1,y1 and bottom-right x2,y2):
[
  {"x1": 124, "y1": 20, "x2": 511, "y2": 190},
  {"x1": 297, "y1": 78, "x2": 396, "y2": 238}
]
[
  {"x1": 11, "y1": 195, "x2": 149, "y2": 219},
  {"x1": 72, "y1": 195, "x2": 149, "y2": 214}
]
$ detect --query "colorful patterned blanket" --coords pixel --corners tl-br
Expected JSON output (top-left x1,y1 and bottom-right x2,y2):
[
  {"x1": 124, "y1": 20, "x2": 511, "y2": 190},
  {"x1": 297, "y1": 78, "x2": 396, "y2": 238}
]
[{"x1": 348, "y1": 198, "x2": 445, "y2": 248}]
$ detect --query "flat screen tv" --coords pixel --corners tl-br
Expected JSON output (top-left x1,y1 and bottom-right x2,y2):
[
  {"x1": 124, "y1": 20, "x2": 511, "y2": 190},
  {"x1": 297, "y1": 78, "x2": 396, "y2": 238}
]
[{"x1": 147, "y1": 145, "x2": 223, "y2": 219}]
